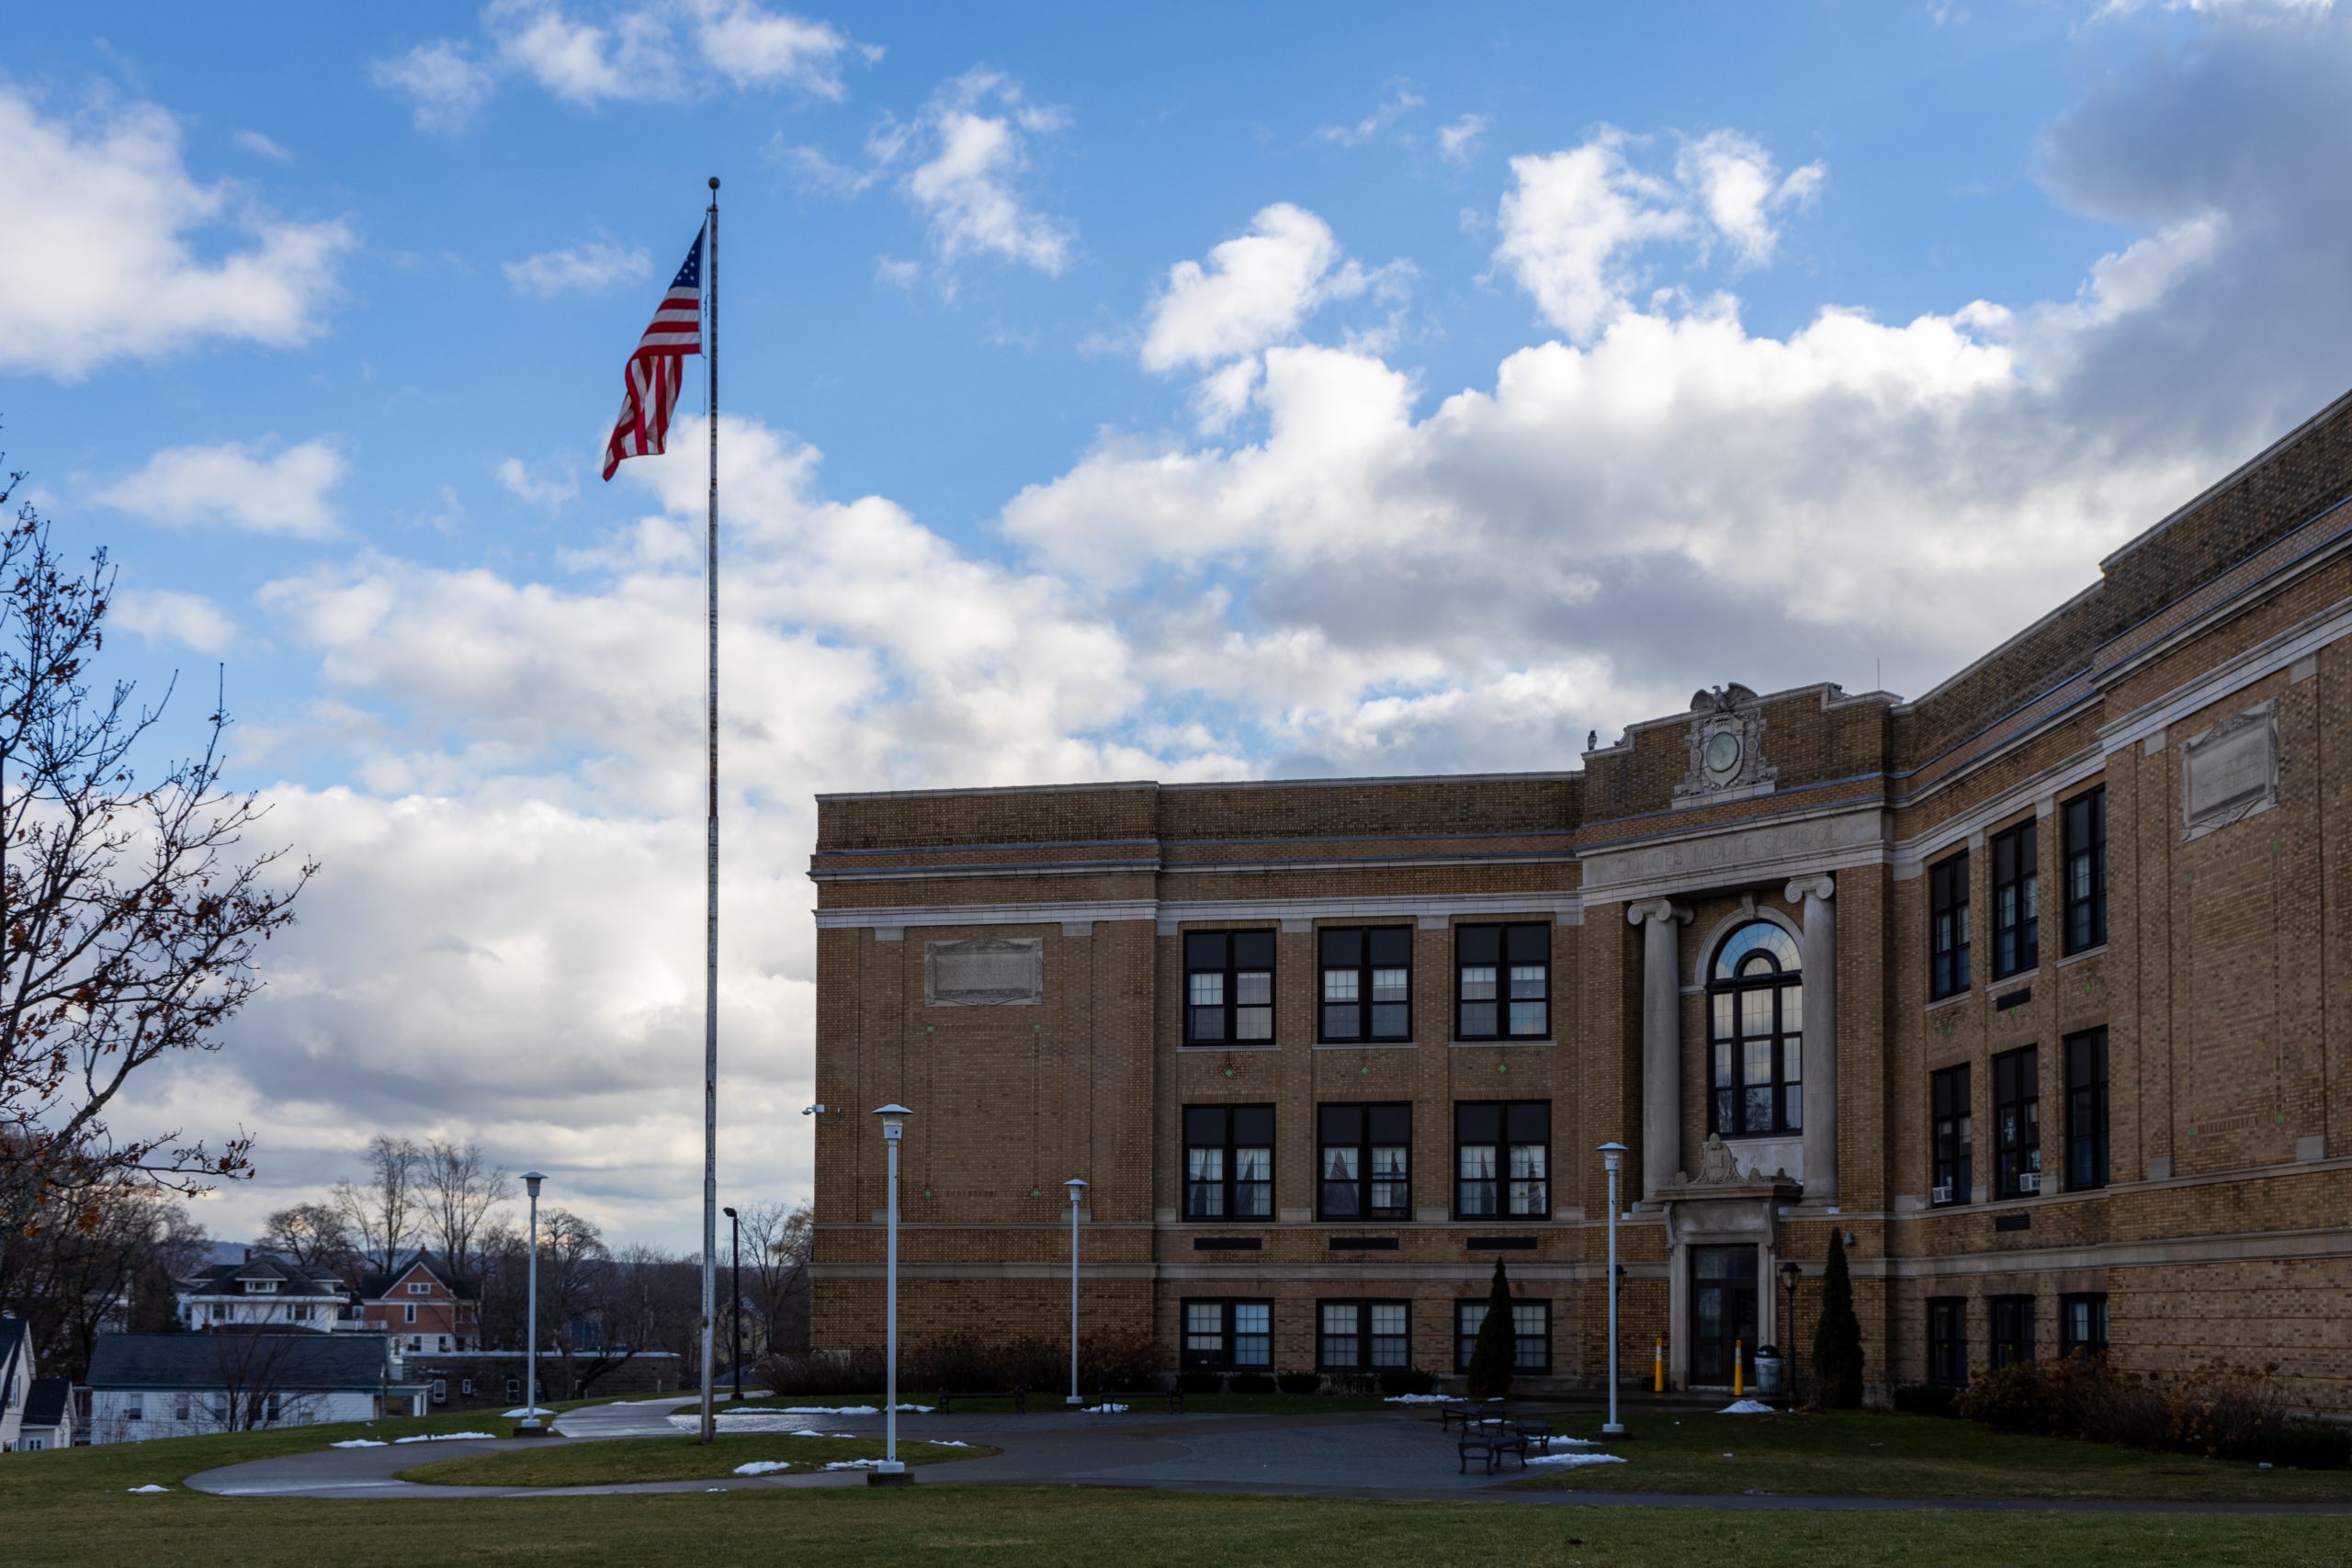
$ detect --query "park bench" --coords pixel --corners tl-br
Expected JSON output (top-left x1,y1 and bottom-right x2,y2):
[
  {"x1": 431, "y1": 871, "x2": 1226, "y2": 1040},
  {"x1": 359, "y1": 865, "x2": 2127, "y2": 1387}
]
[
  {"x1": 1511, "y1": 1416, "x2": 1555, "y2": 1454},
  {"x1": 1440, "y1": 1396, "x2": 1506, "y2": 1431},
  {"x1": 1095, "y1": 1384, "x2": 1184, "y2": 1414},
  {"x1": 1455, "y1": 1417, "x2": 1529, "y2": 1474},
  {"x1": 934, "y1": 1388, "x2": 1027, "y2": 1414}
]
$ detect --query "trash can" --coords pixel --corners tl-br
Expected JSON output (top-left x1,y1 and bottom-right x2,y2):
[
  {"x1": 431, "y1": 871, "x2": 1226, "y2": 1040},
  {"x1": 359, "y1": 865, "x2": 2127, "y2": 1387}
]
[{"x1": 1753, "y1": 1347, "x2": 1784, "y2": 1396}]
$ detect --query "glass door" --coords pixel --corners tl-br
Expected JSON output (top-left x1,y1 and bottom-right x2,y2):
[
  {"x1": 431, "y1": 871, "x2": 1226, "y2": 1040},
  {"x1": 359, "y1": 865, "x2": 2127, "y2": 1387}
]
[{"x1": 1690, "y1": 1244, "x2": 1758, "y2": 1387}]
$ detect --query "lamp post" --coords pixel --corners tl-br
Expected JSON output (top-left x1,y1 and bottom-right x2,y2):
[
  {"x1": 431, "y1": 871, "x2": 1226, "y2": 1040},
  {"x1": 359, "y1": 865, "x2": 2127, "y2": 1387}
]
[
  {"x1": 515, "y1": 1171, "x2": 546, "y2": 1438},
  {"x1": 1599, "y1": 1143, "x2": 1628, "y2": 1437},
  {"x1": 1064, "y1": 1179, "x2": 1088, "y2": 1405},
  {"x1": 873, "y1": 1105, "x2": 911, "y2": 1483},
  {"x1": 723, "y1": 1205, "x2": 742, "y2": 1404},
  {"x1": 1778, "y1": 1260, "x2": 1802, "y2": 1413}
]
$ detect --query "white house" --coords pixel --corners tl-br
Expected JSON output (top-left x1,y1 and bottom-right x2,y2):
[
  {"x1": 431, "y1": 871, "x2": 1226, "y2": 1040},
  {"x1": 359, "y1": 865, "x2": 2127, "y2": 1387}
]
[
  {"x1": 16, "y1": 1381, "x2": 72, "y2": 1450},
  {"x1": 0, "y1": 1318, "x2": 30, "y2": 1451},
  {"x1": 175, "y1": 1255, "x2": 349, "y2": 1334},
  {"x1": 83, "y1": 1333, "x2": 424, "y2": 1443}
]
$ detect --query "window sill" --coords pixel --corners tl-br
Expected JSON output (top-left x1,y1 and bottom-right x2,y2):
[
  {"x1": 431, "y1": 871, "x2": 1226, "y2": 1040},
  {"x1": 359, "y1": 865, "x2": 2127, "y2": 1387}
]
[
  {"x1": 1988, "y1": 967, "x2": 2039, "y2": 993},
  {"x1": 2055, "y1": 943, "x2": 2109, "y2": 968},
  {"x1": 1925, "y1": 988, "x2": 1972, "y2": 1014},
  {"x1": 1311, "y1": 1041, "x2": 1418, "y2": 1050},
  {"x1": 1447, "y1": 1038, "x2": 1556, "y2": 1049},
  {"x1": 1181, "y1": 1042, "x2": 1283, "y2": 1052}
]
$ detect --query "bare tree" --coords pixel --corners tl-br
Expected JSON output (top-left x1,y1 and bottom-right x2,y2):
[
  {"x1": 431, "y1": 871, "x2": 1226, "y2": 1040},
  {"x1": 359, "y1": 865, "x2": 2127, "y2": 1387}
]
[
  {"x1": 0, "y1": 460, "x2": 312, "y2": 1276},
  {"x1": 533, "y1": 1207, "x2": 625, "y2": 1398},
  {"x1": 2, "y1": 1186, "x2": 204, "y2": 1382},
  {"x1": 261, "y1": 1201, "x2": 357, "y2": 1276},
  {"x1": 333, "y1": 1134, "x2": 421, "y2": 1275},
  {"x1": 419, "y1": 1136, "x2": 511, "y2": 1280},
  {"x1": 735, "y1": 1200, "x2": 812, "y2": 1354},
  {"x1": 193, "y1": 1321, "x2": 337, "y2": 1433}
]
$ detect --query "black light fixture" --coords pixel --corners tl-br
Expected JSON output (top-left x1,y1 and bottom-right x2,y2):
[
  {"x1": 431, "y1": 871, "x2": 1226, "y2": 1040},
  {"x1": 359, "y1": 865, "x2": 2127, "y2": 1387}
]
[
  {"x1": 1778, "y1": 1260, "x2": 1802, "y2": 1411},
  {"x1": 721, "y1": 1205, "x2": 742, "y2": 1403}
]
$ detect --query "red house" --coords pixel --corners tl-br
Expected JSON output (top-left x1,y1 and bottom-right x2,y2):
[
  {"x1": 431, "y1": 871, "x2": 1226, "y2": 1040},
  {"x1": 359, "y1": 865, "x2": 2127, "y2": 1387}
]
[{"x1": 356, "y1": 1253, "x2": 479, "y2": 1354}]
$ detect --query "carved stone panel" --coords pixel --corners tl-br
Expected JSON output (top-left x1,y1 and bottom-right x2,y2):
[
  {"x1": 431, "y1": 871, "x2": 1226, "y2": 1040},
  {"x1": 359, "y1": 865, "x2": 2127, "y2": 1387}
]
[
  {"x1": 2181, "y1": 701, "x2": 2278, "y2": 840},
  {"x1": 1674, "y1": 684, "x2": 1777, "y2": 806},
  {"x1": 922, "y1": 937, "x2": 1044, "y2": 1007}
]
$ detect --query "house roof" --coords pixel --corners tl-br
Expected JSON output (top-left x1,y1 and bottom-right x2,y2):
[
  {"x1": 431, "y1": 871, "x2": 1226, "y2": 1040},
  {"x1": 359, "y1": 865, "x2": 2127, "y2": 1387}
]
[
  {"x1": 356, "y1": 1250, "x2": 474, "y2": 1302},
  {"x1": 178, "y1": 1257, "x2": 346, "y2": 1296},
  {"x1": 85, "y1": 1333, "x2": 391, "y2": 1391},
  {"x1": 20, "y1": 1378, "x2": 69, "y2": 1428},
  {"x1": 0, "y1": 1317, "x2": 26, "y2": 1391}
]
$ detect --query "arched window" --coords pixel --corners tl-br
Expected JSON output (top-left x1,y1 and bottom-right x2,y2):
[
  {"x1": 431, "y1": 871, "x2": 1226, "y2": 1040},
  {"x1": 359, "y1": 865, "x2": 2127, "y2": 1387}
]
[{"x1": 1707, "y1": 920, "x2": 1803, "y2": 1138}]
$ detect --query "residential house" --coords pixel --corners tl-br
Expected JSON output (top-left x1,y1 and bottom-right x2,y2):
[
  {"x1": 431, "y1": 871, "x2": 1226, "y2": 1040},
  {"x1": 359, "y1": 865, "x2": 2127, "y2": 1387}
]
[
  {"x1": 84, "y1": 1332, "x2": 423, "y2": 1443},
  {"x1": 0, "y1": 1318, "x2": 29, "y2": 1451},
  {"x1": 356, "y1": 1252, "x2": 480, "y2": 1354},
  {"x1": 175, "y1": 1254, "x2": 348, "y2": 1334},
  {"x1": 17, "y1": 1382, "x2": 73, "y2": 1450}
]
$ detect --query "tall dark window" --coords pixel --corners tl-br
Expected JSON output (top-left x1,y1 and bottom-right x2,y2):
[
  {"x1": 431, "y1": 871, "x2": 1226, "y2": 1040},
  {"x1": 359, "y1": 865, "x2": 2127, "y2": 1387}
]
[
  {"x1": 1318, "y1": 1301, "x2": 1410, "y2": 1371},
  {"x1": 1706, "y1": 920, "x2": 1803, "y2": 1137},
  {"x1": 1455, "y1": 1299, "x2": 1551, "y2": 1372},
  {"x1": 1183, "y1": 1105, "x2": 1273, "y2": 1221},
  {"x1": 1317, "y1": 1103, "x2": 1411, "y2": 1220},
  {"x1": 2059, "y1": 1293, "x2": 2109, "y2": 1359},
  {"x1": 1928, "y1": 1297, "x2": 1967, "y2": 1387},
  {"x1": 1182, "y1": 1299, "x2": 1271, "y2": 1369},
  {"x1": 1990, "y1": 820, "x2": 2038, "y2": 978},
  {"x1": 1184, "y1": 931, "x2": 1274, "y2": 1045},
  {"x1": 1454, "y1": 1101, "x2": 1549, "y2": 1218},
  {"x1": 1320, "y1": 927, "x2": 1412, "y2": 1042},
  {"x1": 2064, "y1": 1028, "x2": 2109, "y2": 1192},
  {"x1": 1455, "y1": 923, "x2": 1550, "y2": 1040},
  {"x1": 1989, "y1": 1294, "x2": 2035, "y2": 1369},
  {"x1": 2063, "y1": 786, "x2": 2108, "y2": 953},
  {"x1": 1928, "y1": 852, "x2": 1971, "y2": 999},
  {"x1": 1993, "y1": 1046, "x2": 2041, "y2": 1200},
  {"x1": 1931, "y1": 1064, "x2": 1973, "y2": 1206}
]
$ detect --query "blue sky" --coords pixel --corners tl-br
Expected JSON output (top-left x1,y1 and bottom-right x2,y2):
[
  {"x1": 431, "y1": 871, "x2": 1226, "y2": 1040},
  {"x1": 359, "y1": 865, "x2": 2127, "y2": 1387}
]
[{"x1": 6, "y1": 0, "x2": 2349, "y2": 1247}]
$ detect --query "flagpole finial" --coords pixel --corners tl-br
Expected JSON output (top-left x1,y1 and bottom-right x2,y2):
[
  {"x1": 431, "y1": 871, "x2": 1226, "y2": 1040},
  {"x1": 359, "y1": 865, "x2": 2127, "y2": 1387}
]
[{"x1": 708, "y1": 175, "x2": 720, "y2": 190}]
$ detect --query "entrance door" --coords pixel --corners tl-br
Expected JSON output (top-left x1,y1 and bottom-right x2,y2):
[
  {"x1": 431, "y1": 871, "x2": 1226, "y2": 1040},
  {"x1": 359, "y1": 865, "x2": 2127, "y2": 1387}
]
[{"x1": 1690, "y1": 1245, "x2": 1758, "y2": 1387}]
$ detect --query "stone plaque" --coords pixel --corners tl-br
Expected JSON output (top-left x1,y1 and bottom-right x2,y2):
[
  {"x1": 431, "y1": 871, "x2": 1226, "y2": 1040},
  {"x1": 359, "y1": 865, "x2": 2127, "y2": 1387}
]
[
  {"x1": 922, "y1": 936, "x2": 1044, "y2": 1007},
  {"x1": 2181, "y1": 701, "x2": 2277, "y2": 840}
]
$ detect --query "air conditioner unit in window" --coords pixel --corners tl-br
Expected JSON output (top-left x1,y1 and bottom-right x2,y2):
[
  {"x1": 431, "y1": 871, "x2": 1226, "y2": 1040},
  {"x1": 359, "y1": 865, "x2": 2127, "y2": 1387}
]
[
  {"x1": 2018, "y1": 1171, "x2": 2041, "y2": 1194},
  {"x1": 1930, "y1": 1183, "x2": 1954, "y2": 1205}
]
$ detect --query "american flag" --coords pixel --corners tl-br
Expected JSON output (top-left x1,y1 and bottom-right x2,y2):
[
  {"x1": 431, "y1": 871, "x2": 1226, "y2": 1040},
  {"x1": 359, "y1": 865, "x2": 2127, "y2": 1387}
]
[{"x1": 601, "y1": 227, "x2": 706, "y2": 480}]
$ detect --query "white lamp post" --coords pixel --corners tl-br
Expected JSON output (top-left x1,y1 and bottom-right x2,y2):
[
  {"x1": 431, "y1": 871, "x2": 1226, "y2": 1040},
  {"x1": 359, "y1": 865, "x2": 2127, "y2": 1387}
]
[
  {"x1": 1064, "y1": 1179, "x2": 1088, "y2": 1405},
  {"x1": 1598, "y1": 1143, "x2": 1627, "y2": 1437},
  {"x1": 873, "y1": 1105, "x2": 911, "y2": 1483},
  {"x1": 516, "y1": 1171, "x2": 547, "y2": 1438}
]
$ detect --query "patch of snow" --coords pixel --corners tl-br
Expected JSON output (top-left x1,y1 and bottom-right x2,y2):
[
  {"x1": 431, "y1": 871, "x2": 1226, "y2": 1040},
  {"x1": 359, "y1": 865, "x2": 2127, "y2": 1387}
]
[
  {"x1": 1524, "y1": 1452, "x2": 1628, "y2": 1469},
  {"x1": 820, "y1": 1459, "x2": 887, "y2": 1471},
  {"x1": 715, "y1": 1406, "x2": 786, "y2": 1414},
  {"x1": 126, "y1": 1484, "x2": 172, "y2": 1494},
  {"x1": 1084, "y1": 1403, "x2": 1129, "y2": 1414},
  {"x1": 329, "y1": 1438, "x2": 388, "y2": 1449},
  {"x1": 1382, "y1": 1393, "x2": 1452, "y2": 1404},
  {"x1": 503, "y1": 1406, "x2": 556, "y2": 1417},
  {"x1": 732, "y1": 1461, "x2": 794, "y2": 1476},
  {"x1": 790, "y1": 1430, "x2": 860, "y2": 1439},
  {"x1": 1718, "y1": 1400, "x2": 1776, "y2": 1415},
  {"x1": 392, "y1": 1431, "x2": 498, "y2": 1444},
  {"x1": 931, "y1": 1439, "x2": 973, "y2": 1448}
]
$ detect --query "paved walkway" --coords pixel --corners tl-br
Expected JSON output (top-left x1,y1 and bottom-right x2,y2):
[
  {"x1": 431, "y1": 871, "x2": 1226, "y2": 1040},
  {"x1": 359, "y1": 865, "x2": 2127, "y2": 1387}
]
[{"x1": 183, "y1": 1398, "x2": 2352, "y2": 1513}]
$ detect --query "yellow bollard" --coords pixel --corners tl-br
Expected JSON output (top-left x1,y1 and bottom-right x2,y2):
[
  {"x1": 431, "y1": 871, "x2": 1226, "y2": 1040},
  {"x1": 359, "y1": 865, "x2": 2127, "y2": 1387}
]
[
  {"x1": 1734, "y1": 1339, "x2": 1744, "y2": 1398},
  {"x1": 1653, "y1": 1337, "x2": 1664, "y2": 1393}
]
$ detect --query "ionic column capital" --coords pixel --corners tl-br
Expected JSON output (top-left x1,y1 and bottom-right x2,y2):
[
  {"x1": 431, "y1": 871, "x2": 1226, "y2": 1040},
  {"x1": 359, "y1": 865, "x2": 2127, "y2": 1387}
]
[
  {"x1": 1625, "y1": 898, "x2": 1693, "y2": 928},
  {"x1": 1783, "y1": 874, "x2": 1836, "y2": 906}
]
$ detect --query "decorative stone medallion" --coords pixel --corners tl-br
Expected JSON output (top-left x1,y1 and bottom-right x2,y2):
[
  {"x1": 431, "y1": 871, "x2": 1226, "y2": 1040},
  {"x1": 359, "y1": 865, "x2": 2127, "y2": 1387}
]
[
  {"x1": 2181, "y1": 700, "x2": 2278, "y2": 840},
  {"x1": 922, "y1": 936, "x2": 1045, "y2": 1007},
  {"x1": 1674, "y1": 683, "x2": 1777, "y2": 805}
]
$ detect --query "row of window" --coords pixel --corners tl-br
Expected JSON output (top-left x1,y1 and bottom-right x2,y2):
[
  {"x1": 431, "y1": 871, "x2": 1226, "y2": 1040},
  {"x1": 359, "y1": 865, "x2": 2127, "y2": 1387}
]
[
  {"x1": 1928, "y1": 786, "x2": 2108, "y2": 1002},
  {"x1": 1925, "y1": 1292, "x2": 2109, "y2": 1386},
  {"x1": 1184, "y1": 923, "x2": 1553, "y2": 1045},
  {"x1": 1184, "y1": 1101, "x2": 1551, "y2": 1222},
  {"x1": 1929, "y1": 1028, "x2": 2108, "y2": 1205},
  {"x1": 1182, "y1": 1297, "x2": 1555, "y2": 1373}
]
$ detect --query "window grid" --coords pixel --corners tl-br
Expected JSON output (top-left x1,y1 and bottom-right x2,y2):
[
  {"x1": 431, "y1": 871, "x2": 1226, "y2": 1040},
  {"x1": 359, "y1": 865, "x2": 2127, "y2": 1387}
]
[
  {"x1": 1929, "y1": 852, "x2": 1971, "y2": 999},
  {"x1": 1989, "y1": 1294, "x2": 2035, "y2": 1370},
  {"x1": 2059, "y1": 1292, "x2": 2109, "y2": 1359},
  {"x1": 1931, "y1": 1064, "x2": 1973, "y2": 1206},
  {"x1": 1183, "y1": 1105, "x2": 1274, "y2": 1222},
  {"x1": 2064, "y1": 1028, "x2": 2109, "y2": 1192},
  {"x1": 1927, "y1": 1297, "x2": 1967, "y2": 1387},
  {"x1": 1453, "y1": 1101, "x2": 1549, "y2": 1219},
  {"x1": 1706, "y1": 921, "x2": 1804, "y2": 1138},
  {"x1": 1317, "y1": 1300, "x2": 1411, "y2": 1371},
  {"x1": 1454, "y1": 1299, "x2": 1551, "y2": 1372},
  {"x1": 1183, "y1": 931, "x2": 1276, "y2": 1045},
  {"x1": 1454, "y1": 924, "x2": 1551, "y2": 1040},
  {"x1": 1990, "y1": 819, "x2": 2039, "y2": 978},
  {"x1": 2063, "y1": 786, "x2": 2108, "y2": 954},
  {"x1": 1317, "y1": 1103, "x2": 1411, "y2": 1221},
  {"x1": 1183, "y1": 1298, "x2": 1272, "y2": 1370},
  {"x1": 1319, "y1": 927, "x2": 1414, "y2": 1043},
  {"x1": 1993, "y1": 1046, "x2": 2041, "y2": 1200}
]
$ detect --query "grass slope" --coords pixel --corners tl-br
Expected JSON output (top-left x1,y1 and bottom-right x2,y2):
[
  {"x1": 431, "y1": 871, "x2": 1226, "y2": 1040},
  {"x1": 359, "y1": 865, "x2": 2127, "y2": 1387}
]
[
  {"x1": 393, "y1": 1433, "x2": 987, "y2": 1486},
  {"x1": 1505, "y1": 1409, "x2": 2352, "y2": 1502}
]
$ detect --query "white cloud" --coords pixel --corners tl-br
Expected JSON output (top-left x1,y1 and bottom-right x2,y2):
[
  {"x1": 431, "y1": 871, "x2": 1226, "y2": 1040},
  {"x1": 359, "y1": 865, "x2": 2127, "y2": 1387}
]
[
  {"x1": 372, "y1": 39, "x2": 498, "y2": 134},
  {"x1": 1315, "y1": 84, "x2": 1425, "y2": 147},
  {"x1": 1437, "y1": 113, "x2": 1488, "y2": 164},
  {"x1": 0, "y1": 86, "x2": 351, "y2": 377},
  {"x1": 1140, "y1": 204, "x2": 1368, "y2": 372},
  {"x1": 496, "y1": 457, "x2": 580, "y2": 508},
  {"x1": 502, "y1": 237, "x2": 652, "y2": 296},
  {"x1": 232, "y1": 130, "x2": 293, "y2": 162},
  {"x1": 689, "y1": 0, "x2": 854, "y2": 94},
  {"x1": 113, "y1": 588, "x2": 238, "y2": 655},
  {"x1": 1494, "y1": 132, "x2": 1698, "y2": 343},
  {"x1": 96, "y1": 438, "x2": 345, "y2": 538},
  {"x1": 1675, "y1": 130, "x2": 1825, "y2": 268},
  {"x1": 905, "y1": 71, "x2": 1076, "y2": 276}
]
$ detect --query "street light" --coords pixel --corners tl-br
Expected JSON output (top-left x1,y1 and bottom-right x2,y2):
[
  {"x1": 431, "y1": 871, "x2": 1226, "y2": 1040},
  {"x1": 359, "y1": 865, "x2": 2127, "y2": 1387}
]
[
  {"x1": 1599, "y1": 1143, "x2": 1628, "y2": 1437},
  {"x1": 1778, "y1": 1260, "x2": 1802, "y2": 1413},
  {"x1": 872, "y1": 1105, "x2": 912, "y2": 1484},
  {"x1": 1064, "y1": 1179, "x2": 1088, "y2": 1405},
  {"x1": 723, "y1": 1205, "x2": 741, "y2": 1404},
  {"x1": 514, "y1": 1171, "x2": 547, "y2": 1438}
]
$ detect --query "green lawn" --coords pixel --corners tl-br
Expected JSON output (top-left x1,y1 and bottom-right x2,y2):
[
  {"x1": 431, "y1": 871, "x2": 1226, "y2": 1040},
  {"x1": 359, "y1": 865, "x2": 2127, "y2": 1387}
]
[
  {"x1": 393, "y1": 1433, "x2": 988, "y2": 1486},
  {"x1": 705, "y1": 1391, "x2": 1387, "y2": 1416},
  {"x1": 1504, "y1": 1409, "x2": 2352, "y2": 1503}
]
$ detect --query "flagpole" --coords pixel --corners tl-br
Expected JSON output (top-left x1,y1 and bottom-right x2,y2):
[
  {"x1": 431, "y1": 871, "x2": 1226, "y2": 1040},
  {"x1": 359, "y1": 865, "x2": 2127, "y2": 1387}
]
[{"x1": 699, "y1": 174, "x2": 720, "y2": 1445}]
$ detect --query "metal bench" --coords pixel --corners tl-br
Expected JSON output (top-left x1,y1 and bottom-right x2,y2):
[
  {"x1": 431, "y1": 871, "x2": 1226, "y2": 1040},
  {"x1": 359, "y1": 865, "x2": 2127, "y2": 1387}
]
[
  {"x1": 1457, "y1": 1418, "x2": 1529, "y2": 1473},
  {"x1": 1441, "y1": 1397, "x2": 1506, "y2": 1431},
  {"x1": 934, "y1": 1388, "x2": 1026, "y2": 1414},
  {"x1": 1095, "y1": 1384, "x2": 1184, "y2": 1414}
]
